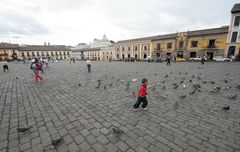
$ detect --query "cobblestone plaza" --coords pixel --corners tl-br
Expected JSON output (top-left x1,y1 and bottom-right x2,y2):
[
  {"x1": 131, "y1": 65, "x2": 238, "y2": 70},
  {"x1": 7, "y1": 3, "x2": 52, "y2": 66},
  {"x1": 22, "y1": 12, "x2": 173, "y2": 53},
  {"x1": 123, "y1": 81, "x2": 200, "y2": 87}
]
[{"x1": 0, "y1": 61, "x2": 240, "y2": 152}]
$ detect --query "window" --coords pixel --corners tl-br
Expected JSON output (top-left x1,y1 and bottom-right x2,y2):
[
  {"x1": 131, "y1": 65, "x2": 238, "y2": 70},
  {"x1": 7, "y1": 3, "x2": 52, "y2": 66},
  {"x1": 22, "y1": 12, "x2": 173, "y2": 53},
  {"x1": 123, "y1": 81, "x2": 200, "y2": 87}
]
[
  {"x1": 128, "y1": 47, "x2": 131, "y2": 51},
  {"x1": 191, "y1": 41, "x2": 198, "y2": 48},
  {"x1": 27, "y1": 52, "x2": 30, "y2": 57},
  {"x1": 156, "y1": 43, "x2": 161, "y2": 50},
  {"x1": 208, "y1": 39, "x2": 216, "y2": 48},
  {"x1": 231, "y1": 32, "x2": 238, "y2": 43},
  {"x1": 64, "y1": 52, "x2": 66, "y2": 55},
  {"x1": 21, "y1": 52, "x2": 25, "y2": 57},
  {"x1": 135, "y1": 46, "x2": 138, "y2": 50},
  {"x1": 55, "y1": 52, "x2": 58, "y2": 55},
  {"x1": 179, "y1": 41, "x2": 184, "y2": 49},
  {"x1": 234, "y1": 16, "x2": 240, "y2": 26},
  {"x1": 67, "y1": 52, "x2": 70, "y2": 55},
  {"x1": 32, "y1": 52, "x2": 35, "y2": 56},
  {"x1": 42, "y1": 52, "x2": 44, "y2": 56},
  {"x1": 37, "y1": 52, "x2": 40, "y2": 56},
  {"x1": 117, "y1": 48, "x2": 119, "y2": 51},
  {"x1": 167, "y1": 43, "x2": 172, "y2": 49},
  {"x1": 60, "y1": 52, "x2": 62, "y2": 55},
  {"x1": 122, "y1": 47, "x2": 125, "y2": 51},
  {"x1": 51, "y1": 52, "x2": 54, "y2": 56},
  {"x1": 144, "y1": 46, "x2": 147, "y2": 50}
]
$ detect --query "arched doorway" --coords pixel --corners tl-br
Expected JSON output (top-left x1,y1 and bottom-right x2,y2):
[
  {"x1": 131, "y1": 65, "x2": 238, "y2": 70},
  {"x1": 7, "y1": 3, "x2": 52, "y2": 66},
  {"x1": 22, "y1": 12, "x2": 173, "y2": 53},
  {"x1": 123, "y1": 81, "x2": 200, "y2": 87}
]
[
  {"x1": 228, "y1": 46, "x2": 236, "y2": 57},
  {"x1": 156, "y1": 52, "x2": 160, "y2": 57},
  {"x1": 143, "y1": 54, "x2": 147, "y2": 59},
  {"x1": 122, "y1": 54, "x2": 125, "y2": 60}
]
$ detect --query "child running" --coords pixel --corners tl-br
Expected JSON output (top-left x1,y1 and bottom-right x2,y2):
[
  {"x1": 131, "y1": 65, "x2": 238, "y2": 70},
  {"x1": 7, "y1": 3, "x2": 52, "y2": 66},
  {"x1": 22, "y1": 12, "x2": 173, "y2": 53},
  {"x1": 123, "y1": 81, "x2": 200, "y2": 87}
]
[
  {"x1": 30, "y1": 58, "x2": 43, "y2": 84},
  {"x1": 133, "y1": 79, "x2": 148, "y2": 110}
]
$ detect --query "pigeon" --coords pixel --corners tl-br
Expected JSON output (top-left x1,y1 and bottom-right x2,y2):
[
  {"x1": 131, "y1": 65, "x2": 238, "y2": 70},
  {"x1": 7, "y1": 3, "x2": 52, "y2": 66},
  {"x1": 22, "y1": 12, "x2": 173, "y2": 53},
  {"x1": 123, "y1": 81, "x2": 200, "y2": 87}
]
[
  {"x1": 189, "y1": 89, "x2": 196, "y2": 95},
  {"x1": 222, "y1": 106, "x2": 230, "y2": 111},
  {"x1": 224, "y1": 86, "x2": 231, "y2": 90},
  {"x1": 179, "y1": 80, "x2": 184, "y2": 84},
  {"x1": 95, "y1": 85, "x2": 100, "y2": 89},
  {"x1": 16, "y1": 77, "x2": 18, "y2": 80},
  {"x1": 17, "y1": 126, "x2": 32, "y2": 132},
  {"x1": 230, "y1": 77, "x2": 234, "y2": 80},
  {"x1": 112, "y1": 128, "x2": 124, "y2": 135},
  {"x1": 189, "y1": 79, "x2": 192, "y2": 83},
  {"x1": 193, "y1": 84, "x2": 201, "y2": 89},
  {"x1": 152, "y1": 86, "x2": 156, "y2": 91},
  {"x1": 161, "y1": 80, "x2": 166, "y2": 83},
  {"x1": 162, "y1": 86, "x2": 166, "y2": 90},
  {"x1": 197, "y1": 76, "x2": 201, "y2": 80},
  {"x1": 228, "y1": 94, "x2": 237, "y2": 99},
  {"x1": 179, "y1": 95, "x2": 187, "y2": 99},
  {"x1": 209, "y1": 81, "x2": 215, "y2": 84},
  {"x1": 192, "y1": 75, "x2": 195, "y2": 78},
  {"x1": 108, "y1": 83, "x2": 113, "y2": 87},
  {"x1": 202, "y1": 81, "x2": 208, "y2": 84},
  {"x1": 51, "y1": 137, "x2": 63, "y2": 148},
  {"x1": 117, "y1": 78, "x2": 120, "y2": 82},
  {"x1": 126, "y1": 82, "x2": 130, "y2": 90},
  {"x1": 164, "y1": 74, "x2": 168, "y2": 78},
  {"x1": 185, "y1": 72, "x2": 188, "y2": 75},
  {"x1": 160, "y1": 95, "x2": 167, "y2": 99},
  {"x1": 154, "y1": 73, "x2": 158, "y2": 76},
  {"x1": 224, "y1": 80, "x2": 228, "y2": 83},
  {"x1": 173, "y1": 84, "x2": 179, "y2": 89},
  {"x1": 104, "y1": 85, "x2": 107, "y2": 90},
  {"x1": 214, "y1": 86, "x2": 221, "y2": 92},
  {"x1": 173, "y1": 102, "x2": 179, "y2": 110},
  {"x1": 78, "y1": 83, "x2": 81, "y2": 86}
]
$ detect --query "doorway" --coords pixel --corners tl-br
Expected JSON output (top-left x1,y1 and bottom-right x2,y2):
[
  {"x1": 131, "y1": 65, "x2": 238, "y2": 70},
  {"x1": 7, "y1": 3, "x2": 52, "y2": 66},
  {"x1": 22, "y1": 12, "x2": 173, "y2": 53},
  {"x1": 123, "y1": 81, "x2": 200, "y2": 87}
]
[
  {"x1": 143, "y1": 54, "x2": 147, "y2": 59},
  {"x1": 190, "y1": 52, "x2": 196, "y2": 58},
  {"x1": 207, "y1": 52, "x2": 214, "y2": 60},
  {"x1": 122, "y1": 54, "x2": 125, "y2": 60},
  {"x1": 228, "y1": 46, "x2": 236, "y2": 57}
]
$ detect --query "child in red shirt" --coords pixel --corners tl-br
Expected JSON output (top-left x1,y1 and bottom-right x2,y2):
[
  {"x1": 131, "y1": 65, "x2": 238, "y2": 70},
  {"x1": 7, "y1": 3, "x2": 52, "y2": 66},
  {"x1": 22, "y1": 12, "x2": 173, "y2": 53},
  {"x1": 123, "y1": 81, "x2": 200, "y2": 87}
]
[{"x1": 133, "y1": 79, "x2": 148, "y2": 110}]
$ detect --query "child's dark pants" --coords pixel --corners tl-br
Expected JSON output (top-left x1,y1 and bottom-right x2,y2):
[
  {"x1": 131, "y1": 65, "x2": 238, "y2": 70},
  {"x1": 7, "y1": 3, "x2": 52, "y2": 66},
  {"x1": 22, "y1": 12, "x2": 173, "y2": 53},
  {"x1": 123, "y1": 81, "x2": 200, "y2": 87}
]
[
  {"x1": 134, "y1": 96, "x2": 148, "y2": 109},
  {"x1": 3, "y1": 65, "x2": 8, "y2": 72},
  {"x1": 87, "y1": 65, "x2": 91, "y2": 73}
]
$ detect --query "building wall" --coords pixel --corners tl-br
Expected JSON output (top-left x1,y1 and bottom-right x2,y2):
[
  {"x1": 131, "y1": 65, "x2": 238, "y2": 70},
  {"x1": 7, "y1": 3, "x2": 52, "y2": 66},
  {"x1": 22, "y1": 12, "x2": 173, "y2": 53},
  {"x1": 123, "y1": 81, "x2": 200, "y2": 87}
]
[
  {"x1": 100, "y1": 45, "x2": 115, "y2": 61},
  {"x1": 225, "y1": 12, "x2": 240, "y2": 58},
  {"x1": 0, "y1": 48, "x2": 19, "y2": 60},
  {"x1": 19, "y1": 50, "x2": 72, "y2": 60}
]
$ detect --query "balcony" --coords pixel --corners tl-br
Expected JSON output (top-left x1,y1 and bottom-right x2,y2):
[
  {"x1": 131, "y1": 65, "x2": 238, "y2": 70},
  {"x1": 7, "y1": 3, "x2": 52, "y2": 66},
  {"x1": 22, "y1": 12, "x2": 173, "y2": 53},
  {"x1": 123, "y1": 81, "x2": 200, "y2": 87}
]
[{"x1": 207, "y1": 45, "x2": 216, "y2": 48}]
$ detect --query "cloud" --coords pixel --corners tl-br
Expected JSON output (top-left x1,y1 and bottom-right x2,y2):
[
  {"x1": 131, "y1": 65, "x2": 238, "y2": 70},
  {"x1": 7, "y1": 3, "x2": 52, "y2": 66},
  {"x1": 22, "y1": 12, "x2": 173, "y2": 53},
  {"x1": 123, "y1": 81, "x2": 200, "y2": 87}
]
[
  {"x1": 0, "y1": 9, "x2": 48, "y2": 36},
  {"x1": 0, "y1": 0, "x2": 238, "y2": 45}
]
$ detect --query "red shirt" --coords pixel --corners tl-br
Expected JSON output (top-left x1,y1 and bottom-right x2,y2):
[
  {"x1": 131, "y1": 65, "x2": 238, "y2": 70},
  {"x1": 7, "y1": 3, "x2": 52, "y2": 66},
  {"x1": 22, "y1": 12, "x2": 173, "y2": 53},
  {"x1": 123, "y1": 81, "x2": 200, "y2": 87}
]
[{"x1": 138, "y1": 85, "x2": 148, "y2": 97}]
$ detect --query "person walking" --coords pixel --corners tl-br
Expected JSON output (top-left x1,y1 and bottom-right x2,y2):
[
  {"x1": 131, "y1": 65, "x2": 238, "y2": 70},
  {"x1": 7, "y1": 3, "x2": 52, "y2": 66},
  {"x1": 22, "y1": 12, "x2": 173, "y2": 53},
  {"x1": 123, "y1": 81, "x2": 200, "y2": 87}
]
[
  {"x1": 201, "y1": 56, "x2": 205, "y2": 64},
  {"x1": 30, "y1": 58, "x2": 43, "y2": 83},
  {"x1": 133, "y1": 79, "x2": 148, "y2": 110},
  {"x1": 2, "y1": 61, "x2": 9, "y2": 72},
  {"x1": 166, "y1": 55, "x2": 171, "y2": 66},
  {"x1": 86, "y1": 59, "x2": 91, "y2": 73}
]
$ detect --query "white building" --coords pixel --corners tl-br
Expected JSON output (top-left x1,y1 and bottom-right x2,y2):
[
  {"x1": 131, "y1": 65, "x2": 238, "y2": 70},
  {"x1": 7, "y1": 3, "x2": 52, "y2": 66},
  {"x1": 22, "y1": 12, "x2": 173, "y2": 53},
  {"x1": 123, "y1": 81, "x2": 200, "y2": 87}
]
[
  {"x1": 225, "y1": 3, "x2": 240, "y2": 59},
  {"x1": 89, "y1": 35, "x2": 113, "y2": 48}
]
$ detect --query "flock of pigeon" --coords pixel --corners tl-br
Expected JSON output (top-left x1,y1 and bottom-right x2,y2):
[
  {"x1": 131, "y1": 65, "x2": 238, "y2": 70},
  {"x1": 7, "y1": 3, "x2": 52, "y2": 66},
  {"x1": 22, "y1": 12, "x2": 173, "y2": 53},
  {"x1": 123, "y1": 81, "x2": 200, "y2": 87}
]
[{"x1": 15, "y1": 69, "x2": 239, "y2": 149}]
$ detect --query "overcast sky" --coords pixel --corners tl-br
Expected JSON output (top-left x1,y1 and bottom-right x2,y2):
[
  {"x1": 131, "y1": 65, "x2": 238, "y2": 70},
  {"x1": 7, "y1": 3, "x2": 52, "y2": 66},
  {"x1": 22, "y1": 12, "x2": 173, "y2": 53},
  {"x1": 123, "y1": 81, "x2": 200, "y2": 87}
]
[{"x1": 0, "y1": 0, "x2": 238, "y2": 45}]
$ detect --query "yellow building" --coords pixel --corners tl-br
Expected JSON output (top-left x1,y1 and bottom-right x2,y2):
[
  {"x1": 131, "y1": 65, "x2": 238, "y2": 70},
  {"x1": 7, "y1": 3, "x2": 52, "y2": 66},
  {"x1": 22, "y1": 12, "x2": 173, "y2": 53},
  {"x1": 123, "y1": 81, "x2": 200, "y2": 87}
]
[
  {"x1": 0, "y1": 43, "x2": 19, "y2": 61},
  {"x1": 100, "y1": 45, "x2": 115, "y2": 61},
  {"x1": 116, "y1": 26, "x2": 228, "y2": 60}
]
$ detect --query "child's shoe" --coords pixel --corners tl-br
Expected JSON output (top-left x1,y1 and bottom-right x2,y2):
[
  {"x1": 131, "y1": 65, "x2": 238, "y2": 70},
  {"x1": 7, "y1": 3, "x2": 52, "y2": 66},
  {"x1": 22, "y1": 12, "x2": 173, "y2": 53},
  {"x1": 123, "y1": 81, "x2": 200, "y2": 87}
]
[
  {"x1": 133, "y1": 108, "x2": 138, "y2": 111},
  {"x1": 143, "y1": 108, "x2": 147, "y2": 110}
]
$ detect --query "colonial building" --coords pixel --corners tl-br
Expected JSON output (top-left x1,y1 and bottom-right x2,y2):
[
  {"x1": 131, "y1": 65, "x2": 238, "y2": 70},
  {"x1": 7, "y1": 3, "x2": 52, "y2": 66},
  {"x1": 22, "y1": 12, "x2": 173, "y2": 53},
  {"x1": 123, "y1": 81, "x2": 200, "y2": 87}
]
[
  {"x1": 71, "y1": 35, "x2": 114, "y2": 60},
  {"x1": 100, "y1": 45, "x2": 115, "y2": 61},
  {"x1": 225, "y1": 3, "x2": 240, "y2": 60},
  {"x1": 0, "y1": 43, "x2": 19, "y2": 61},
  {"x1": 115, "y1": 26, "x2": 228, "y2": 60},
  {"x1": 19, "y1": 45, "x2": 72, "y2": 60}
]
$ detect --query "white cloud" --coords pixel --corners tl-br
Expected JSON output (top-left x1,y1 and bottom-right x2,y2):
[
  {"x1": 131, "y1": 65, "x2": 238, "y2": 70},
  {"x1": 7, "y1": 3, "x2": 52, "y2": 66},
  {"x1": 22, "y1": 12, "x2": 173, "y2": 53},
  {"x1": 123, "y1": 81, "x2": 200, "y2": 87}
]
[{"x1": 0, "y1": 0, "x2": 238, "y2": 45}]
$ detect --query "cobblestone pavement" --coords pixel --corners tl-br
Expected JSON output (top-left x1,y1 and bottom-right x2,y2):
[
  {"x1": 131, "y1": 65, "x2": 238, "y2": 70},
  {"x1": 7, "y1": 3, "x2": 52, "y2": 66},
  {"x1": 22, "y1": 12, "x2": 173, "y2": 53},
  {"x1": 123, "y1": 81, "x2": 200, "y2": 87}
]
[{"x1": 0, "y1": 61, "x2": 240, "y2": 152}]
